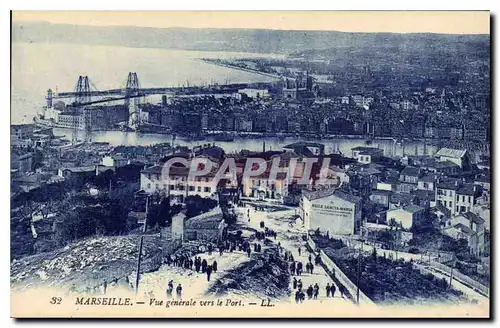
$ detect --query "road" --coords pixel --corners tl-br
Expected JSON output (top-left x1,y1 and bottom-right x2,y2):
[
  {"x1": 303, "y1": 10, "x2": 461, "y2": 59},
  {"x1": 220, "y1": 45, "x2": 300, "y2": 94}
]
[
  {"x1": 239, "y1": 206, "x2": 354, "y2": 306},
  {"x1": 137, "y1": 248, "x2": 250, "y2": 300}
]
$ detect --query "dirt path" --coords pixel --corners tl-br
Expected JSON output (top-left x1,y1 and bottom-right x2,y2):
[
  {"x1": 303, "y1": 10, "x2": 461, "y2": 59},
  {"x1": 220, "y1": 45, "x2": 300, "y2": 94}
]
[{"x1": 238, "y1": 207, "x2": 354, "y2": 306}]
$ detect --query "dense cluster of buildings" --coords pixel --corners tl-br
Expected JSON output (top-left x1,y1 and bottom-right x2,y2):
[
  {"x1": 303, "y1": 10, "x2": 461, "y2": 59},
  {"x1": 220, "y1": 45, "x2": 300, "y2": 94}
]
[{"x1": 132, "y1": 139, "x2": 489, "y2": 256}]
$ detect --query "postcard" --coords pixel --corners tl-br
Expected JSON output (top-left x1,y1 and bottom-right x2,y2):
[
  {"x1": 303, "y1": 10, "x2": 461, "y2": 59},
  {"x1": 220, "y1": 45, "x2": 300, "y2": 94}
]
[{"x1": 10, "y1": 10, "x2": 490, "y2": 318}]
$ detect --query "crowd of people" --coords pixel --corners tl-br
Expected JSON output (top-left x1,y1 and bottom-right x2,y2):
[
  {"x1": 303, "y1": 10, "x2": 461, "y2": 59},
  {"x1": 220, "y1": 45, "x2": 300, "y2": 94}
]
[
  {"x1": 157, "y1": 205, "x2": 348, "y2": 304},
  {"x1": 165, "y1": 279, "x2": 183, "y2": 298}
]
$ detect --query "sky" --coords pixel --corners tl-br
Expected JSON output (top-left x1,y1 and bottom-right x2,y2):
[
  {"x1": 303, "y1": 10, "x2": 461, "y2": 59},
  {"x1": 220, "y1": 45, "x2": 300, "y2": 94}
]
[{"x1": 12, "y1": 11, "x2": 490, "y2": 34}]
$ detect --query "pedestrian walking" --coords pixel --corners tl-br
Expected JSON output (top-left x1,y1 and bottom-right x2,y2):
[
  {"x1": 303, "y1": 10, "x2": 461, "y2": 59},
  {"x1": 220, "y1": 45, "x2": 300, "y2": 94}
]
[
  {"x1": 326, "y1": 283, "x2": 331, "y2": 297},
  {"x1": 307, "y1": 285, "x2": 313, "y2": 299},
  {"x1": 299, "y1": 290, "x2": 305, "y2": 303},
  {"x1": 202, "y1": 259, "x2": 208, "y2": 273},
  {"x1": 176, "y1": 284, "x2": 182, "y2": 298},
  {"x1": 305, "y1": 262, "x2": 311, "y2": 274},
  {"x1": 298, "y1": 247, "x2": 301, "y2": 256},
  {"x1": 246, "y1": 247, "x2": 251, "y2": 257},
  {"x1": 290, "y1": 262, "x2": 296, "y2": 276},
  {"x1": 308, "y1": 254, "x2": 312, "y2": 263},
  {"x1": 297, "y1": 262, "x2": 303, "y2": 276},
  {"x1": 195, "y1": 257, "x2": 201, "y2": 272},
  {"x1": 295, "y1": 290, "x2": 300, "y2": 304},
  {"x1": 313, "y1": 283, "x2": 319, "y2": 299},
  {"x1": 310, "y1": 263, "x2": 314, "y2": 274},
  {"x1": 212, "y1": 260, "x2": 218, "y2": 272},
  {"x1": 293, "y1": 277, "x2": 297, "y2": 289},
  {"x1": 297, "y1": 279, "x2": 303, "y2": 290},
  {"x1": 330, "y1": 284, "x2": 336, "y2": 298},
  {"x1": 339, "y1": 285, "x2": 345, "y2": 298},
  {"x1": 206, "y1": 265, "x2": 213, "y2": 281}
]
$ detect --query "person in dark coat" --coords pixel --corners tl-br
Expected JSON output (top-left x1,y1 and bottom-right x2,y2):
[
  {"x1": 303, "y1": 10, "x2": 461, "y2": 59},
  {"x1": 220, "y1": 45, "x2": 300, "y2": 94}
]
[
  {"x1": 206, "y1": 265, "x2": 213, "y2": 281},
  {"x1": 299, "y1": 290, "x2": 305, "y2": 303},
  {"x1": 167, "y1": 280, "x2": 174, "y2": 298},
  {"x1": 176, "y1": 284, "x2": 182, "y2": 298},
  {"x1": 330, "y1": 284, "x2": 336, "y2": 298},
  {"x1": 298, "y1": 247, "x2": 301, "y2": 256},
  {"x1": 313, "y1": 283, "x2": 319, "y2": 299},
  {"x1": 189, "y1": 259, "x2": 193, "y2": 270},
  {"x1": 293, "y1": 277, "x2": 297, "y2": 289},
  {"x1": 307, "y1": 285, "x2": 313, "y2": 299},
  {"x1": 290, "y1": 262, "x2": 296, "y2": 276},
  {"x1": 297, "y1": 262, "x2": 303, "y2": 276},
  {"x1": 310, "y1": 263, "x2": 314, "y2": 274},
  {"x1": 305, "y1": 262, "x2": 311, "y2": 274},
  {"x1": 212, "y1": 260, "x2": 218, "y2": 272},
  {"x1": 295, "y1": 290, "x2": 300, "y2": 304},
  {"x1": 339, "y1": 285, "x2": 345, "y2": 298},
  {"x1": 326, "y1": 283, "x2": 331, "y2": 297},
  {"x1": 195, "y1": 257, "x2": 201, "y2": 272},
  {"x1": 202, "y1": 259, "x2": 208, "y2": 273},
  {"x1": 246, "y1": 247, "x2": 251, "y2": 257},
  {"x1": 257, "y1": 244, "x2": 262, "y2": 252},
  {"x1": 297, "y1": 279, "x2": 303, "y2": 290}
]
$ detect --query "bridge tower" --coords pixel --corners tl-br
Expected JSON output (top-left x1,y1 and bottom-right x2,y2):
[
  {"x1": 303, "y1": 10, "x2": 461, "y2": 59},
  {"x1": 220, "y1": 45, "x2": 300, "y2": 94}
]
[
  {"x1": 72, "y1": 76, "x2": 92, "y2": 143},
  {"x1": 74, "y1": 76, "x2": 92, "y2": 104},
  {"x1": 125, "y1": 72, "x2": 142, "y2": 129}
]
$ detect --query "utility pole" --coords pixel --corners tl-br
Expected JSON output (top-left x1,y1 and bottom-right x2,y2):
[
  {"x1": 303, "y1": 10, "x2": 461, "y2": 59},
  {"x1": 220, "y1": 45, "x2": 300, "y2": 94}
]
[
  {"x1": 356, "y1": 240, "x2": 363, "y2": 305},
  {"x1": 134, "y1": 196, "x2": 149, "y2": 295}
]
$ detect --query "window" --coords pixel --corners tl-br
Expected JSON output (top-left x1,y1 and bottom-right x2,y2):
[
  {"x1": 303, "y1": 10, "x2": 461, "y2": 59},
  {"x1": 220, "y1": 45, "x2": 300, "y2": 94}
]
[
  {"x1": 204, "y1": 187, "x2": 211, "y2": 193},
  {"x1": 468, "y1": 196, "x2": 472, "y2": 203},
  {"x1": 178, "y1": 185, "x2": 185, "y2": 191},
  {"x1": 147, "y1": 183, "x2": 151, "y2": 189},
  {"x1": 456, "y1": 206, "x2": 459, "y2": 213},
  {"x1": 423, "y1": 182, "x2": 428, "y2": 189},
  {"x1": 462, "y1": 195, "x2": 465, "y2": 202},
  {"x1": 155, "y1": 184, "x2": 159, "y2": 190},
  {"x1": 197, "y1": 186, "x2": 202, "y2": 192},
  {"x1": 189, "y1": 186, "x2": 195, "y2": 192}
]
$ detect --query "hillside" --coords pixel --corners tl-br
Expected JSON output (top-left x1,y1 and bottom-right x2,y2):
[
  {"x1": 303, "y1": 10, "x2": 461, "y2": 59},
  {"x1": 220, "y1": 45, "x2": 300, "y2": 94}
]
[
  {"x1": 12, "y1": 21, "x2": 489, "y2": 55},
  {"x1": 10, "y1": 235, "x2": 169, "y2": 292}
]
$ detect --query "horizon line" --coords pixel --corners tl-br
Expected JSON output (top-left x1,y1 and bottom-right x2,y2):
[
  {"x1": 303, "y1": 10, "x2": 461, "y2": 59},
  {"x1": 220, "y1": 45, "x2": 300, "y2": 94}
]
[{"x1": 11, "y1": 11, "x2": 490, "y2": 35}]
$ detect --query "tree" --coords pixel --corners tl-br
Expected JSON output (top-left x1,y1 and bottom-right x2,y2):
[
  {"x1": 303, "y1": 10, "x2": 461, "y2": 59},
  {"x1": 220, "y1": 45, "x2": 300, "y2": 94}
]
[
  {"x1": 148, "y1": 197, "x2": 172, "y2": 229},
  {"x1": 185, "y1": 195, "x2": 217, "y2": 218}
]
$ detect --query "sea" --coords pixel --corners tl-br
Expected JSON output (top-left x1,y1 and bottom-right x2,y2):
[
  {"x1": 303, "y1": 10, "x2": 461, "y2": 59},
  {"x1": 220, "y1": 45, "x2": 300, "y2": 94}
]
[{"x1": 12, "y1": 41, "x2": 442, "y2": 157}]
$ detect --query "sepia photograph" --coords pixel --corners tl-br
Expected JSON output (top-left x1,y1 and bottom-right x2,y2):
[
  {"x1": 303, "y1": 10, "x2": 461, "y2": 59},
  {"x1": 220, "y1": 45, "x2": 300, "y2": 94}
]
[{"x1": 9, "y1": 10, "x2": 491, "y2": 318}]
